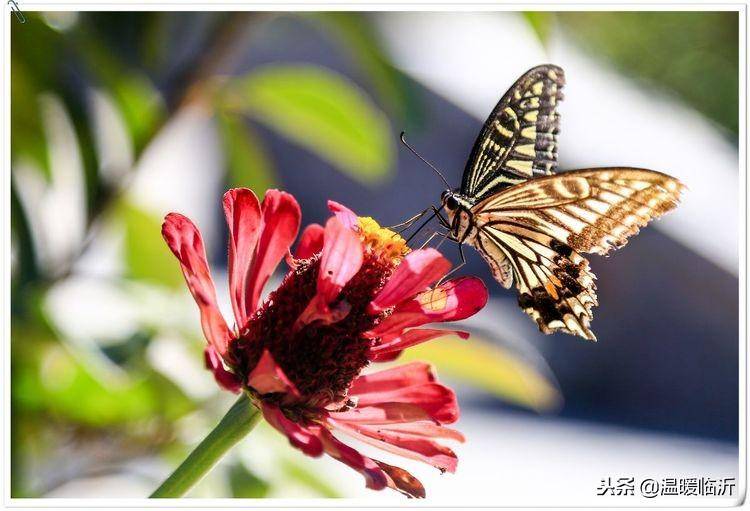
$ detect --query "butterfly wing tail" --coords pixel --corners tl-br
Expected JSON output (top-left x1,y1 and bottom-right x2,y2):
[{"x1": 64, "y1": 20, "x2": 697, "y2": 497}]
[{"x1": 516, "y1": 249, "x2": 599, "y2": 341}]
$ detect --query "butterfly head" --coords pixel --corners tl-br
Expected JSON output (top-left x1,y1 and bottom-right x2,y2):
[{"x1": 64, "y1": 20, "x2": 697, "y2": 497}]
[
  {"x1": 440, "y1": 189, "x2": 459, "y2": 212},
  {"x1": 440, "y1": 190, "x2": 474, "y2": 242}
]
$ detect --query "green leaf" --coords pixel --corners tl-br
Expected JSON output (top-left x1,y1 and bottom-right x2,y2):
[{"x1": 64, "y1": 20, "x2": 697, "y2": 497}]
[
  {"x1": 224, "y1": 64, "x2": 394, "y2": 185},
  {"x1": 522, "y1": 12, "x2": 554, "y2": 45},
  {"x1": 12, "y1": 323, "x2": 194, "y2": 427},
  {"x1": 110, "y1": 74, "x2": 164, "y2": 154},
  {"x1": 119, "y1": 200, "x2": 184, "y2": 289},
  {"x1": 399, "y1": 334, "x2": 562, "y2": 411},
  {"x1": 307, "y1": 13, "x2": 422, "y2": 127},
  {"x1": 217, "y1": 112, "x2": 276, "y2": 193},
  {"x1": 557, "y1": 11, "x2": 739, "y2": 136},
  {"x1": 279, "y1": 459, "x2": 339, "y2": 498},
  {"x1": 228, "y1": 462, "x2": 271, "y2": 498}
]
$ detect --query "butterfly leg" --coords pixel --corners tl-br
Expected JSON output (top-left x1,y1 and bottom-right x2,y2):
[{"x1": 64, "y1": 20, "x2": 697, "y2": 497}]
[
  {"x1": 387, "y1": 206, "x2": 432, "y2": 233},
  {"x1": 435, "y1": 208, "x2": 450, "y2": 229},
  {"x1": 429, "y1": 239, "x2": 466, "y2": 302},
  {"x1": 417, "y1": 229, "x2": 449, "y2": 250},
  {"x1": 405, "y1": 205, "x2": 446, "y2": 244},
  {"x1": 440, "y1": 241, "x2": 467, "y2": 283}
]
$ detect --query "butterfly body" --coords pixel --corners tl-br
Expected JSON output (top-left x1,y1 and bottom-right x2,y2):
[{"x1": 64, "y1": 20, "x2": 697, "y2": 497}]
[{"x1": 435, "y1": 65, "x2": 684, "y2": 341}]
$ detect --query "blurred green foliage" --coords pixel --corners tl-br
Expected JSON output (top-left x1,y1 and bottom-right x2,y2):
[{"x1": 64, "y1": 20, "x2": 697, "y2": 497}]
[
  {"x1": 120, "y1": 201, "x2": 186, "y2": 289},
  {"x1": 522, "y1": 12, "x2": 554, "y2": 45},
  {"x1": 555, "y1": 11, "x2": 739, "y2": 137},
  {"x1": 223, "y1": 64, "x2": 394, "y2": 184},
  {"x1": 218, "y1": 113, "x2": 276, "y2": 192}
]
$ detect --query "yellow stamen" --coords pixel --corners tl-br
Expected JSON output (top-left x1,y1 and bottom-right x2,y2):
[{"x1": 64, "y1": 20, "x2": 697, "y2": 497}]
[{"x1": 356, "y1": 216, "x2": 410, "y2": 262}]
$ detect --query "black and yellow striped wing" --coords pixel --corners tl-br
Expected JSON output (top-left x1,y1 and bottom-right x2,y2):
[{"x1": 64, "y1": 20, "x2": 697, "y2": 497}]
[
  {"x1": 461, "y1": 65, "x2": 565, "y2": 200},
  {"x1": 470, "y1": 168, "x2": 685, "y2": 340}
]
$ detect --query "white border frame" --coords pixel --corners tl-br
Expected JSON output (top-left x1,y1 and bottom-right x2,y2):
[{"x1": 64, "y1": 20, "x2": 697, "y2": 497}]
[{"x1": 2, "y1": 1, "x2": 746, "y2": 508}]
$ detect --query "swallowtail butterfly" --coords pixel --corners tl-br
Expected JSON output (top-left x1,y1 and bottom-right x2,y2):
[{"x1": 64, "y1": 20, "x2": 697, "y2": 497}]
[{"x1": 410, "y1": 65, "x2": 685, "y2": 341}]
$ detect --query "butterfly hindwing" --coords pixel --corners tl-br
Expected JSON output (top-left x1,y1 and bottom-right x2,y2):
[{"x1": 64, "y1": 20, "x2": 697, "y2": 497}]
[
  {"x1": 474, "y1": 223, "x2": 599, "y2": 339},
  {"x1": 461, "y1": 65, "x2": 565, "y2": 200},
  {"x1": 469, "y1": 168, "x2": 685, "y2": 339}
]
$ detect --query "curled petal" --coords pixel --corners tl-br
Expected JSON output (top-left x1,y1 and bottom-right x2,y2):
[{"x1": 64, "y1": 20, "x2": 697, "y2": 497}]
[
  {"x1": 371, "y1": 276, "x2": 488, "y2": 338},
  {"x1": 261, "y1": 403, "x2": 324, "y2": 457},
  {"x1": 223, "y1": 188, "x2": 262, "y2": 329},
  {"x1": 295, "y1": 297, "x2": 351, "y2": 331},
  {"x1": 246, "y1": 350, "x2": 299, "y2": 397},
  {"x1": 284, "y1": 249, "x2": 298, "y2": 270},
  {"x1": 162, "y1": 213, "x2": 232, "y2": 356},
  {"x1": 329, "y1": 418, "x2": 458, "y2": 473},
  {"x1": 295, "y1": 217, "x2": 363, "y2": 329},
  {"x1": 350, "y1": 362, "x2": 436, "y2": 396},
  {"x1": 204, "y1": 345, "x2": 242, "y2": 393},
  {"x1": 327, "y1": 200, "x2": 358, "y2": 230},
  {"x1": 368, "y1": 249, "x2": 451, "y2": 314},
  {"x1": 295, "y1": 223, "x2": 324, "y2": 259},
  {"x1": 318, "y1": 429, "x2": 388, "y2": 491},
  {"x1": 375, "y1": 460, "x2": 426, "y2": 499},
  {"x1": 246, "y1": 190, "x2": 301, "y2": 315},
  {"x1": 332, "y1": 383, "x2": 459, "y2": 424},
  {"x1": 370, "y1": 329, "x2": 469, "y2": 358}
]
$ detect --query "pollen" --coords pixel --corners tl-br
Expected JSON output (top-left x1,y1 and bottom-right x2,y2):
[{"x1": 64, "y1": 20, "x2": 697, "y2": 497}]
[{"x1": 357, "y1": 216, "x2": 410, "y2": 262}]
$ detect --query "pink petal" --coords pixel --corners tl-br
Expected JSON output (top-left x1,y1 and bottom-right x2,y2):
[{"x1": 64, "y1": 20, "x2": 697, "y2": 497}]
[
  {"x1": 374, "y1": 460, "x2": 426, "y2": 498},
  {"x1": 317, "y1": 217, "x2": 364, "y2": 302},
  {"x1": 368, "y1": 350, "x2": 403, "y2": 362},
  {"x1": 355, "y1": 382, "x2": 459, "y2": 422},
  {"x1": 295, "y1": 217, "x2": 363, "y2": 329},
  {"x1": 162, "y1": 213, "x2": 232, "y2": 356},
  {"x1": 318, "y1": 428, "x2": 388, "y2": 491},
  {"x1": 327, "y1": 200, "x2": 358, "y2": 230},
  {"x1": 284, "y1": 249, "x2": 298, "y2": 270},
  {"x1": 222, "y1": 188, "x2": 262, "y2": 329},
  {"x1": 330, "y1": 400, "x2": 454, "y2": 425},
  {"x1": 370, "y1": 328, "x2": 469, "y2": 358},
  {"x1": 349, "y1": 362, "x2": 436, "y2": 396},
  {"x1": 328, "y1": 419, "x2": 458, "y2": 473},
  {"x1": 261, "y1": 403, "x2": 324, "y2": 457},
  {"x1": 378, "y1": 421, "x2": 465, "y2": 443},
  {"x1": 370, "y1": 276, "x2": 488, "y2": 338},
  {"x1": 245, "y1": 190, "x2": 301, "y2": 315},
  {"x1": 368, "y1": 249, "x2": 451, "y2": 314},
  {"x1": 204, "y1": 345, "x2": 242, "y2": 393},
  {"x1": 332, "y1": 383, "x2": 459, "y2": 424},
  {"x1": 295, "y1": 223, "x2": 324, "y2": 259},
  {"x1": 246, "y1": 349, "x2": 299, "y2": 397}
]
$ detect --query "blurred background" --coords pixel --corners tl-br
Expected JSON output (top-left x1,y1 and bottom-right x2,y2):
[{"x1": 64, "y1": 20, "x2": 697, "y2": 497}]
[{"x1": 10, "y1": 10, "x2": 740, "y2": 503}]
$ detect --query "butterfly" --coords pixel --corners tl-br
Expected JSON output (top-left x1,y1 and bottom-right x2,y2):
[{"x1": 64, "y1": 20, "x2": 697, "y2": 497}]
[{"x1": 404, "y1": 64, "x2": 684, "y2": 341}]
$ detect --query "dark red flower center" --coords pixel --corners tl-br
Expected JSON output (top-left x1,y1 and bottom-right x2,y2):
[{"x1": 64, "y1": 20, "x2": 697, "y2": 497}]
[{"x1": 230, "y1": 253, "x2": 394, "y2": 403}]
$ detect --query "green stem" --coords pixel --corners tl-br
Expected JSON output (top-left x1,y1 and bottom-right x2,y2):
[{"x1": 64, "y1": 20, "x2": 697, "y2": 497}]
[{"x1": 150, "y1": 393, "x2": 261, "y2": 498}]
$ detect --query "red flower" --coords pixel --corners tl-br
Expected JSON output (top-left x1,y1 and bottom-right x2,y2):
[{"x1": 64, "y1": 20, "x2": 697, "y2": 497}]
[{"x1": 162, "y1": 189, "x2": 488, "y2": 497}]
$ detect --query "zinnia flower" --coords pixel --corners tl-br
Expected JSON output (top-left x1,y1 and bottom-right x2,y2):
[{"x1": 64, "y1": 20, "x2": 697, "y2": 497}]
[{"x1": 161, "y1": 188, "x2": 488, "y2": 497}]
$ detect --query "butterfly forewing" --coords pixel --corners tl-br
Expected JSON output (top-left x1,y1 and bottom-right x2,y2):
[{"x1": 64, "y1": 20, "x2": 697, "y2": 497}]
[
  {"x1": 443, "y1": 64, "x2": 684, "y2": 340},
  {"x1": 461, "y1": 64, "x2": 565, "y2": 200},
  {"x1": 469, "y1": 168, "x2": 685, "y2": 339}
]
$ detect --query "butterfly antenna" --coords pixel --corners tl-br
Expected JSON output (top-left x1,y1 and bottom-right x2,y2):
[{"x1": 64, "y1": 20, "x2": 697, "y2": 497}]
[{"x1": 400, "y1": 132, "x2": 451, "y2": 189}]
